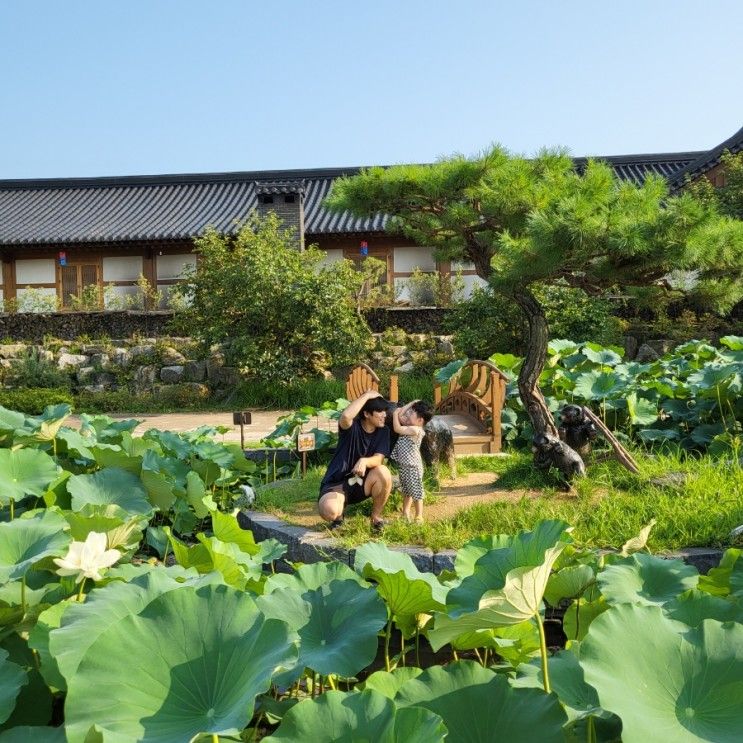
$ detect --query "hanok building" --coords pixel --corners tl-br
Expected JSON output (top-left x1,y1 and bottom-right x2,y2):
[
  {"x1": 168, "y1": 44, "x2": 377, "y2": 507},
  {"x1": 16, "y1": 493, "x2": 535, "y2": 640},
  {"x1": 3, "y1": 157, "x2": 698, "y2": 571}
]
[{"x1": 0, "y1": 124, "x2": 741, "y2": 310}]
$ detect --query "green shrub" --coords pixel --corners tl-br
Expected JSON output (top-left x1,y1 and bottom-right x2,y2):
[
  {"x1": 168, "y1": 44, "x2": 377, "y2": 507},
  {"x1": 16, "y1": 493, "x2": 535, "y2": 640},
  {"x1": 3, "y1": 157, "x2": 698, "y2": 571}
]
[
  {"x1": 446, "y1": 285, "x2": 625, "y2": 358},
  {"x1": 0, "y1": 387, "x2": 74, "y2": 414},
  {"x1": 8, "y1": 350, "x2": 72, "y2": 389}
]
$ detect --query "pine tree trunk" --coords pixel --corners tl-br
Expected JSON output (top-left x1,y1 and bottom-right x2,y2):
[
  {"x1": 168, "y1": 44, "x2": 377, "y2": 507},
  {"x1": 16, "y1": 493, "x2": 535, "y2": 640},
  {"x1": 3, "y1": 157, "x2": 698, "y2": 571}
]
[{"x1": 512, "y1": 288, "x2": 559, "y2": 438}]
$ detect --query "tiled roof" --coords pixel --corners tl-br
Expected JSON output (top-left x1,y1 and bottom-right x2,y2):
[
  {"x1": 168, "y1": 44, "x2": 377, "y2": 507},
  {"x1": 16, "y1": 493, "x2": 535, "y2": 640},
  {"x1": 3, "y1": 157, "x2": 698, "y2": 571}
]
[
  {"x1": 666, "y1": 125, "x2": 743, "y2": 191},
  {"x1": 0, "y1": 151, "x2": 710, "y2": 247}
]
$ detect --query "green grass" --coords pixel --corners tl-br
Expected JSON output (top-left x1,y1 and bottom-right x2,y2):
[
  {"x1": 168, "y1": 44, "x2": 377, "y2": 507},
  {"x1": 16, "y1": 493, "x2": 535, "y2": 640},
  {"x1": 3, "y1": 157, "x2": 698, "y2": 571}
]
[{"x1": 252, "y1": 452, "x2": 743, "y2": 553}]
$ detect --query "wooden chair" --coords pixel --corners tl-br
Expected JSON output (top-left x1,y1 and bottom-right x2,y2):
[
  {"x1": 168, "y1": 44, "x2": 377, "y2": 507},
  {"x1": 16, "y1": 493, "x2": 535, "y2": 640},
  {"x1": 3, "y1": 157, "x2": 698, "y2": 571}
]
[
  {"x1": 433, "y1": 359, "x2": 507, "y2": 454},
  {"x1": 345, "y1": 363, "x2": 398, "y2": 402}
]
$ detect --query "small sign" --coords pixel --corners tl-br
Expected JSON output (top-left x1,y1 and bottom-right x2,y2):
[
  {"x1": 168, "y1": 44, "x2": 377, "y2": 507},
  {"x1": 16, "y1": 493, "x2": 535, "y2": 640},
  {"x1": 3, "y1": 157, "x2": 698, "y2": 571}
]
[
  {"x1": 58, "y1": 251, "x2": 67, "y2": 266},
  {"x1": 360, "y1": 240, "x2": 368, "y2": 256},
  {"x1": 233, "y1": 411, "x2": 252, "y2": 425},
  {"x1": 297, "y1": 432, "x2": 316, "y2": 452}
]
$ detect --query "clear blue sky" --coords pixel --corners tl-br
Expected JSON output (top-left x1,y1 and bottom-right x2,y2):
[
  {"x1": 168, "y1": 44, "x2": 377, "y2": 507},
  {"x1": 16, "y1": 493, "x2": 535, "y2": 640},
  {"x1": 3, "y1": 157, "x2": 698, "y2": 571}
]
[{"x1": 2, "y1": 1, "x2": 742, "y2": 178}]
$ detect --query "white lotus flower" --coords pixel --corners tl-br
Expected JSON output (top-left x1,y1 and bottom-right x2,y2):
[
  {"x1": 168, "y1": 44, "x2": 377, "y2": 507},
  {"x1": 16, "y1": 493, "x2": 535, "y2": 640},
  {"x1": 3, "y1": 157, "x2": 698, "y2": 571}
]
[
  {"x1": 347, "y1": 475, "x2": 363, "y2": 486},
  {"x1": 54, "y1": 531, "x2": 121, "y2": 583}
]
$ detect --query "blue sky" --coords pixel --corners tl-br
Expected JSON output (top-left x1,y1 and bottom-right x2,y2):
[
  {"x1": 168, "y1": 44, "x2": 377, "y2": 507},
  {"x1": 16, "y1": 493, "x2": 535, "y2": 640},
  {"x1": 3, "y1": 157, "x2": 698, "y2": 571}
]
[{"x1": 2, "y1": 1, "x2": 742, "y2": 178}]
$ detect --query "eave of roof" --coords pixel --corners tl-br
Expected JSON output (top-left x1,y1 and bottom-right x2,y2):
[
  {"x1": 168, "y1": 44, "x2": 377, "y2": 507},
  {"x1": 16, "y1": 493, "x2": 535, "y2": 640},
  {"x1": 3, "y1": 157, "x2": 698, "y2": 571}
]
[{"x1": 666, "y1": 125, "x2": 743, "y2": 190}]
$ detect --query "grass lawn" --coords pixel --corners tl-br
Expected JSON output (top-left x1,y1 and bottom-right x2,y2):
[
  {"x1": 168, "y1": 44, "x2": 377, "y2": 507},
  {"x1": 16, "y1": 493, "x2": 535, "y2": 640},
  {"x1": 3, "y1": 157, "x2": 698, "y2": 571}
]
[{"x1": 252, "y1": 452, "x2": 743, "y2": 553}]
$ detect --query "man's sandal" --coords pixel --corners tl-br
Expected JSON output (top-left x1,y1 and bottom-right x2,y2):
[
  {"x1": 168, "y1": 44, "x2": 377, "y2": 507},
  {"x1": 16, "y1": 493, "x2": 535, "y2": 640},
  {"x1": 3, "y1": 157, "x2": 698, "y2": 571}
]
[
  {"x1": 329, "y1": 517, "x2": 345, "y2": 530},
  {"x1": 371, "y1": 519, "x2": 386, "y2": 534}
]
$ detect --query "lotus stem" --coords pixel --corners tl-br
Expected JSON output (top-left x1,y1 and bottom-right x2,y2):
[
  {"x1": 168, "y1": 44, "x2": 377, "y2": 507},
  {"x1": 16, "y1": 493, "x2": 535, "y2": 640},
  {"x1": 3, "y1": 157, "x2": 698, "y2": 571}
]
[
  {"x1": 452, "y1": 649, "x2": 459, "y2": 661},
  {"x1": 77, "y1": 577, "x2": 87, "y2": 602},
  {"x1": 473, "y1": 647, "x2": 484, "y2": 666},
  {"x1": 384, "y1": 618, "x2": 393, "y2": 672},
  {"x1": 9, "y1": 498, "x2": 13, "y2": 521},
  {"x1": 535, "y1": 611, "x2": 551, "y2": 694},
  {"x1": 483, "y1": 648, "x2": 490, "y2": 667},
  {"x1": 212, "y1": 734, "x2": 218, "y2": 743},
  {"x1": 326, "y1": 674, "x2": 337, "y2": 691},
  {"x1": 587, "y1": 715, "x2": 597, "y2": 743},
  {"x1": 400, "y1": 629, "x2": 406, "y2": 666},
  {"x1": 415, "y1": 628, "x2": 421, "y2": 668},
  {"x1": 20, "y1": 576, "x2": 26, "y2": 615},
  {"x1": 575, "y1": 596, "x2": 581, "y2": 640}
]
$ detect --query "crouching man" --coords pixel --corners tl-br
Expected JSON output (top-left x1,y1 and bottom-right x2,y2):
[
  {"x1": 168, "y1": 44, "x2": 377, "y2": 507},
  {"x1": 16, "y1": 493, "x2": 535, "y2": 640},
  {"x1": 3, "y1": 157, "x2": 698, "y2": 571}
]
[{"x1": 317, "y1": 390, "x2": 392, "y2": 533}]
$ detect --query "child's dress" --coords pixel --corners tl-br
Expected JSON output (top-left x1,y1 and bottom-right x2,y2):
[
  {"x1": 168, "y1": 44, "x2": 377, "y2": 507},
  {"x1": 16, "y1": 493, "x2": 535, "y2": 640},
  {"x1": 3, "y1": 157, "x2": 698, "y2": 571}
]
[{"x1": 391, "y1": 428, "x2": 425, "y2": 500}]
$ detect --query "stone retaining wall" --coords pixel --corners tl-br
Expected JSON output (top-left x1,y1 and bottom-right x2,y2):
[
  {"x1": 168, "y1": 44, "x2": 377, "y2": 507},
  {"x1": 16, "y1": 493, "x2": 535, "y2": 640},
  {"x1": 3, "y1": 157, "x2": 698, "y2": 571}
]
[{"x1": 238, "y1": 509, "x2": 724, "y2": 575}]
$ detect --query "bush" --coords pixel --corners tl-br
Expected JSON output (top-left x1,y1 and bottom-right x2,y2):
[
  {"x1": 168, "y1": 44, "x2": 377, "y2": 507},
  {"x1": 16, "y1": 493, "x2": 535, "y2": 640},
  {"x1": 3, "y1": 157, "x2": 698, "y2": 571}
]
[
  {"x1": 0, "y1": 388, "x2": 74, "y2": 414},
  {"x1": 446, "y1": 286, "x2": 625, "y2": 358},
  {"x1": 8, "y1": 350, "x2": 72, "y2": 390},
  {"x1": 173, "y1": 214, "x2": 371, "y2": 384}
]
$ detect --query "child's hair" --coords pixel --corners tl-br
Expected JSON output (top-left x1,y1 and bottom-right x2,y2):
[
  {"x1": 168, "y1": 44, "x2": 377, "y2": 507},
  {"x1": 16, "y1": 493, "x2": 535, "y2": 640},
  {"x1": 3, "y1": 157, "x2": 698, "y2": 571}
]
[{"x1": 410, "y1": 400, "x2": 434, "y2": 425}]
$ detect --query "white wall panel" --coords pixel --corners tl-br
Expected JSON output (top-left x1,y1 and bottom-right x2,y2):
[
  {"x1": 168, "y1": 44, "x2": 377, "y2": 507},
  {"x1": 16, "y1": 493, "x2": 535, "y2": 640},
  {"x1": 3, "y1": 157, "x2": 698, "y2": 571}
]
[
  {"x1": 156, "y1": 254, "x2": 196, "y2": 280},
  {"x1": 16, "y1": 259, "x2": 55, "y2": 284},
  {"x1": 102, "y1": 256, "x2": 142, "y2": 282},
  {"x1": 394, "y1": 246, "x2": 436, "y2": 272},
  {"x1": 103, "y1": 285, "x2": 139, "y2": 309},
  {"x1": 461, "y1": 274, "x2": 487, "y2": 297},
  {"x1": 319, "y1": 249, "x2": 345, "y2": 266}
]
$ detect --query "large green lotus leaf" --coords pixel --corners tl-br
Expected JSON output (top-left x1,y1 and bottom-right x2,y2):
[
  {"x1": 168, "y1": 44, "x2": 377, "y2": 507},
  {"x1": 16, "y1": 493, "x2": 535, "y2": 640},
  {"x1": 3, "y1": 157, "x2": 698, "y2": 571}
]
[
  {"x1": 0, "y1": 510, "x2": 70, "y2": 583},
  {"x1": 259, "y1": 578, "x2": 387, "y2": 678},
  {"x1": 664, "y1": 589, "x2": 743, "y2": 626},
  {"x1": 89, "y1": 443, "x2": 143, "y2": 474},
  {"x1": 0, "y1": 407, "x2": 27, "y2": 433},
  {"x1": 698, "y1": 548, "x2": 743, "y2": 598},
  {"x1": 544, "y1": 564, "x2": 595, "y2": 606},
  {"x1": 42, "y1": 470, "x2": 72, "y2": 509},
  {"x1": 626, "y1": 393, "x2": 658, "y2": 426},
  {"x1": 0, "y1": 727, "x2": 66, "y2": 742},
  {"x1": 67, "y1": 468, "x2": 152, "y2": 515},
  {"x1": 142, "y1": 429, "x2": 193, "y2": 460},
  {"x1": 12, "y1": 404, "x2": 72, "y2": 446},
  {"x1": 265, "y1": 689, "x2": 446, "y2": 743},
  {"x1": 26, "y1": 600, "x2": 67, "y2": 692},
  {"x1": 163, "y1": 527, "x2": 213, "y2": 573},
  {"x1": 454, "y1": 534, "x2": 512, "y2": 580},
  {"x1": 563, "y1": 596, "x2": 609, "y2": 641},
  {"x1": 573, "y1": 371, "x2": 624, "y2": 400},
  {"x1": 64, "y1": 583, "x2": 297, "y2": 743},
  {"x1": 581, "y1": 605, "x2": 743, "y2": 743},
  {"x1": 581, "y1": 346, "x2": 623, "y2": 367},
  {"x1": 490, "y1": 620, "x2": 543, "y2": 667},
  {"x1": 0, "y1": 449, "x2": 59, "y2": 505},
  {"x1": 64, "y1": 506, "x2": 146, "y2": 557},
  {"x1": 395, "y1": 660, "x2": 567, "y2": 743},
  {"x1": 513, "y1": 648, "x2": 622, "y2": 742},
  {"x1": 265, "y1": 561, "x2": 367, "y2": 594},
  {"x1": 185, "y1": 470, "x2": 209, "y2": 518},
  {"x1": 598, "y1": 553, "x2": 698, "y2": 607},
  {"x1": 210, "y1": 508, "x2": 260, "y2": 555},
  {"x1": 360, "y1": 667, "x2": 424, "y2": 698},
  {"x1": 55, "y1": 428, "x2": 95, "y2": 461},
  {"x1": 79, "y1": 414, "x2": 140, "y2": 443},
  {"x1": 447, "y1": 520, "x2": 569, "y2": 615},
  {"x1": 196, "y1": 534, "x2": 264, "y2": 590},
  {"x1": 354, "y1": 542, "x2": 448, "y2": 616},
  {"x1": 0, "y1": 649, "x2": 27, "y2": 725},
  {"x1": 0, "y1": 635, "x2": 52, "y2": 728},
  {"x1": 49, "y1": 568, "x2": 215, "y2": 684}
]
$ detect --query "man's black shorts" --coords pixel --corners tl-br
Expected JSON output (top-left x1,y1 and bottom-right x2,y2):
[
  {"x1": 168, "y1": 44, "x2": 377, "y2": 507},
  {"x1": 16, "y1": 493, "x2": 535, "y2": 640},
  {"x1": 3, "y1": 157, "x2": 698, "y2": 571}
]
[{"x1": 318, "y1": 473, "x2": 369, "y2": 505}]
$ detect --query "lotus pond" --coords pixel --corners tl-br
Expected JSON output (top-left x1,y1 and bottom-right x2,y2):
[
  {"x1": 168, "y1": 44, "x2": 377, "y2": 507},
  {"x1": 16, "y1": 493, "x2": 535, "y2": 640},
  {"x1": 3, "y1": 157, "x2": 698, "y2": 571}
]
[{"x1": 0, "y1": 404, "x2": 742, "y2": 741}]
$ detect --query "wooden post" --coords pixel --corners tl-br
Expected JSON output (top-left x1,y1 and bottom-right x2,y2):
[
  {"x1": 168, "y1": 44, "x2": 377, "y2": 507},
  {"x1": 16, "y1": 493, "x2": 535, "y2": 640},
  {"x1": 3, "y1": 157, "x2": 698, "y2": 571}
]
[
  {"x1": 142, "y1": 249, "x2": 157, "y2": 309},
  {"x1": 2, "y1": 258, "x2": 17, "y2": 306},
  {"x1": 490, "y1": 371, "x2": 501, "y2": 453},
  {"x1": 389, "y1": 374, "x2": 399, "y2": 403}
]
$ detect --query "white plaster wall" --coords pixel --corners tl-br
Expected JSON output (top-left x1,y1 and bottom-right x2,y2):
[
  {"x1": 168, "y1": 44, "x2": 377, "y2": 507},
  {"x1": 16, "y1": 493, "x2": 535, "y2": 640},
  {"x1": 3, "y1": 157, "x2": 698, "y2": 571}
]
[
  {"x1": 394, "y1": 246, "x2": 436, "y2": 272},
  {"x1": 156, "y1": 254, "x2": 196, "y2": 280},
  {"x1": 102, "y1": 256, "x2": 142, "y2": 282},
  {"x1": 461, "y1": 274, "x2": 487, "y2": 297},
  {"x1": 103, "y1": 285, "x2": 140, "y2": 309},
  {"x1": 318, "y1": 248, "x2": 345, "y2": 267},
  {"x1": 394, "y1": 278, "x2": 411, "y2": 303},
  {"x1": 16, "y1": 259, "x2": 55, "y2": 284},
  {"x1": 452, "y1": 260, "x2": 476, "y2": 271}
]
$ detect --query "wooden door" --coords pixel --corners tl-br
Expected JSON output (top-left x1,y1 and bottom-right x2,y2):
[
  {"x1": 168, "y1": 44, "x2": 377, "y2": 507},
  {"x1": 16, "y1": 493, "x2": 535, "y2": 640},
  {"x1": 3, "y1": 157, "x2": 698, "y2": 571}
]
[{"x1": 58, "y1": 262, "x2": 101, "y2": 308}]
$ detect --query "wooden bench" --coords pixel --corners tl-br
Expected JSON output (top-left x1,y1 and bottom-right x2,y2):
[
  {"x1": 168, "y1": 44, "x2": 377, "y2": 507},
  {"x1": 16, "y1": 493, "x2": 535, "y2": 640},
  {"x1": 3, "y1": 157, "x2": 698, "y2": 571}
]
[
  {"x1": 345, "y1": 363, "x2": 398, "y2": 402},
  {"x1": 433, "y1": 359, "x2": 507, "y2": 455}
]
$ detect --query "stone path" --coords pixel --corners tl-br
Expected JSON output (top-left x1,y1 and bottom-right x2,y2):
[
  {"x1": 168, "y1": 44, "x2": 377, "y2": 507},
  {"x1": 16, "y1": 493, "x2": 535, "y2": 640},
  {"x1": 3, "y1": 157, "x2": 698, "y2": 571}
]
[{"x1": 68, "y1": 410, "x2": 332, "y2": 443}]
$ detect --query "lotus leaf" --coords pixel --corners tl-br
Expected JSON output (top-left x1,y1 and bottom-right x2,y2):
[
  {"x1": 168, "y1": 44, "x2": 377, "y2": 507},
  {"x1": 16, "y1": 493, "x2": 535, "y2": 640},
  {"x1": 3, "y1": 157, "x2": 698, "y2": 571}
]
[
  {"x1": 266, "y1": 689, "x2": 446, "y2": 743},
  {"x1": 27, "y1": 600, "x2": 67, "y2": 691},
  {"x1": 196, "y1": 534, "x2": 264, "y2": 590},
  {"x1": 0, "y1": 649, "x2": 27, "y2": 725},
  {"x1": 581, "y1": 347, "x2": 623, "y2": 367},
  {"x1": 90, "y1": 442, "x2": 144, "y2": 474},
  {"x1": 0, "y1": 727, "x2": 65, "y2": 742},
  {"x1": 597, "y1": 553, "x2": 698, "y2": 607},
  {"x1": 210, "y1": 508, "x2": 260, "y2": 555},
  {"x1": 49, "y1": 569, "x2": 214, "y2": 684},
  {"x1": 260, "y1": 578, "x2": 386, "y2": 678},
  {"x1": 360, "y1": 667, "x2": 424, "y2": 698},
  {"x1": 573, "y1": 371, "x2": 625, "y2": 400},
  {"x1": 665, "y1": 589, "x2": 743, "y2": 626},
  {"x1": 354, "y1": 542, "x2": 448, "y2": 617},
  {"x1": 454, "y1": 534, "x2": 512, "y2": 580},
  {"x1": 544, "y1": 564, "x2": 595, "y2": 606},
  {"x1": 581, "y1": 605, "x2": 743, "y2": 743},
  {"x1": 54, "y1": 428, "x2": 95, "y2": 461},
  {"x1": 625, "y1": 393, "x2": 658, "y2": 426},
  {"x1": 265, "y1": 561, "x2": 366, "y2": 593},
  {"x1": 513, "y1": 648, "x2": 622, "y2": 742},
  {"x1": 79, "y1": 414, "x2": 140, "y2": 442},
  {"x1": 698, "y1": 548, "x2": 743, "y2": 598},
  {"x1": 186, "y1": 470, "x2": 209, "y2": 518},
  {"x1": 63, "y1": 583, "x2": 296, "y2": 743},
  {"x1": 395, "y1": 660, "x2": 567, "y2": 743},
  {"x1": 0, "y1": 449, "x2": 59, "y2": 505},
  {"x1": 720, "y1": 335, "x2": 743, "y2": 351},
  {"x1": 0, "y1": 635, "x2": 52, "y2": 728},
  {"x1": 67, "y1": 468, "x2": 152, "y2": 515},
  {"x1": 563, "y1": 596, "x2": 608, "y2": 641},
  {"x1": 0, "y1": 509, "x2": 70, "y2": 583}
]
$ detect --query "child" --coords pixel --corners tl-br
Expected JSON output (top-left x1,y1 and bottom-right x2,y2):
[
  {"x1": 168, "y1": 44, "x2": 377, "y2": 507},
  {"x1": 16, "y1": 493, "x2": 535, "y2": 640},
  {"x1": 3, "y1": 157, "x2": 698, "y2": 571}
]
[{"x1": 391, "y1": 400, "x2": 434, "y2": 522}]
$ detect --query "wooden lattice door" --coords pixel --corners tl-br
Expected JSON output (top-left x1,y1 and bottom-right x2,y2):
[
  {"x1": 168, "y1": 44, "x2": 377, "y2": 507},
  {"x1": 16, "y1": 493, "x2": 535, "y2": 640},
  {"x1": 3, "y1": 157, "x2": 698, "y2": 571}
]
[{"x1": 59, "y1": 262, "x2": 101, "y2": 308}]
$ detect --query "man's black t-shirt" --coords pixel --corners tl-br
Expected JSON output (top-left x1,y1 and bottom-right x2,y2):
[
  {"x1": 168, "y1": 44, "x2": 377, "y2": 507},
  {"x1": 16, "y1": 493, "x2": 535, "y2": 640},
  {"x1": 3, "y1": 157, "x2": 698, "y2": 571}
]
[{"x1": 320, "y1": 418, "x2": 391, "y2": 493}]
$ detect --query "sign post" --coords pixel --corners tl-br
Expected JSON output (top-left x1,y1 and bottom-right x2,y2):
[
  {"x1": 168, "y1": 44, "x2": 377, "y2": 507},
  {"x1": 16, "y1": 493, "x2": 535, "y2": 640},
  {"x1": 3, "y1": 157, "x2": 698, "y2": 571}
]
[
  {"x1": 297, "y1": 432, "x2": 316, "y2": 477},
  {"x1": 233, "y1": 411, "x2": 252, "y2": 450}
]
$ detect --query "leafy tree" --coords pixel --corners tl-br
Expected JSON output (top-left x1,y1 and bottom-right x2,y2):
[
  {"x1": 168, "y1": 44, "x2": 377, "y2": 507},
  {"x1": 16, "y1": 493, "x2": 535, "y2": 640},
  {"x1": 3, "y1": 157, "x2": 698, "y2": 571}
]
[
  {"x1": 686, "y1": 150, "x2": 743, "y2": 220},
  {"x1": 176, "y1": 214, "x2": 370, "y2": 384},
  {"x1": 327, "y1": 150, "x2": 743, "y2": 436}
]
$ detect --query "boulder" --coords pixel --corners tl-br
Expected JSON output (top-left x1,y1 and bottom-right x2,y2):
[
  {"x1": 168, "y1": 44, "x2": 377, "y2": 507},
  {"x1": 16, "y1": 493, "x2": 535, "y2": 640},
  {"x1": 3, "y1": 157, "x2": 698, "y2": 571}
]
[
  {"x1": 389, "y1": 345, "x2": 408, "y2": 356},
  {"x1": 89, "y1": 353, "x2": 110, "y2": 368},
  {"x1": 160, "y1": 365, "x2": 185, "y2": 384},
  {"x1": 133, "y1": 365, "x2": 157, "y2": 392},
  {"x1": 209, "y1": 366, "x2": 241, "y2": 388},
  {"x1": 111, "y1": 347, "x2": 131, "y2": 366},
  {"x1": 161, "y1": 346, "x2": 186, "y2": 365},
  {"x1": 76, "y1": 366, "x2": 95, "y2": 382},
  {"x1": 33, "y1": 347, "x2": 55, "y2": 363},
  {"x1": 0, "y1": 344, "x2": 27, "y2": 359},
  {"x1": 206, "y1": 355, "x2": 226, "y2": 381},
  {"x1": 91, "y1": 371, "x2": 117, "y2": 389},
  {"x1": 437, "y1": 337, "x2": 455, "y2": 355},
  {"x1": 394, "y1": 361, "x2": 415, "y2": 374},
  {"x1": 183, "y1": 360, "x2": 206, "y2": 382},
  {"x1": 623, "y1": 336, "x2": 638, "y2": 360},
  {"x1": 129, "y1": 344, "x2": 156, "y2": 359},
  {"x1": 58, "y1": 353, "x2": 89, "y2": 369},
  {"x1": 635, "y1": 344, "x2": 660, "y2": 363}
]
